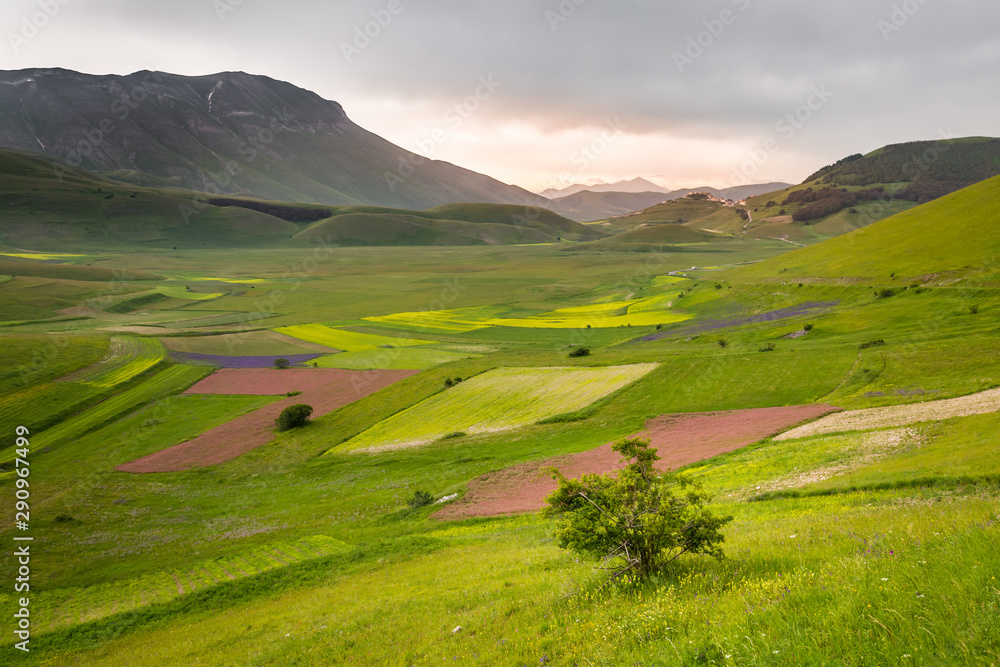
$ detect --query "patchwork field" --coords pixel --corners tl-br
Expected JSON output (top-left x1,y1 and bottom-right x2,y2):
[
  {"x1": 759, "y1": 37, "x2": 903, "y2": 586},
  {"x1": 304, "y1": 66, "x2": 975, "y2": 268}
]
[
  {"x1": 363, "y1": 292, "x2": 692, "y2": 331},
  {"x1": 436, "y1": 403, "x2": 840, "y2": 519},
  {"x1": 336, "y1": 364, "x2": 659, "y2": 452},
  {"x1": 184, "y1": 368, "x2": 373, "y2": 395},
  {"x1": 312, "y1": 346, "x2": 476, "y2": 370},
  {"x1": 775, "y1": 386, "x2": 1000, "y2": 440},
  {"x1": 2, "y1": 179, "x2": 1000, "y2": 667},
  {"x1": 58, "y1": 336, "x2": 166, "y2": 387},
  {"x1": 161, "y1": 330, "x2": 338, "y2": 356},
  {"x1": 167, "y1": 351, "x2": 324, "y2": 368},
  {"x1": 276, "y1": 324, "x2": 435, "y2": 351},
  {"x1": 118, "y1": 369, "x2": 418, "y2": 472}
]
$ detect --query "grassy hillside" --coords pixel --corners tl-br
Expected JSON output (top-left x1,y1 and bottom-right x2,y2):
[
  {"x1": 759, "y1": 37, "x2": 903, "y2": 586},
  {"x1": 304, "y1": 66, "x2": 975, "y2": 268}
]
[
  {"x1": 602, "y1": 195, "x2": 746, "y2": 233},
  {"x1": 0, "y1": 149, "x2": 598, "y2": 249},
  {"x1": 728, "y1": 174, "x2": 1000, "y2": 281},
  {"x1": 743, "y1": 136, "x2": 1000, "y2": 238}
]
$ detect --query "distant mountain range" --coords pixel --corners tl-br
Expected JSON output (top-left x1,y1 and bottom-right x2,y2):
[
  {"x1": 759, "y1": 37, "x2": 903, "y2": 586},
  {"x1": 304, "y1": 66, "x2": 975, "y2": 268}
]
[
  {"x1": 546, "y1": 182, "x2": 790, "y2": 221},
  {"x1": 0, "y1": 68, "x2": 545, "y2": 210},
  {"x1": 540, "y1": 178, "x2": 669, "y2": 198}
]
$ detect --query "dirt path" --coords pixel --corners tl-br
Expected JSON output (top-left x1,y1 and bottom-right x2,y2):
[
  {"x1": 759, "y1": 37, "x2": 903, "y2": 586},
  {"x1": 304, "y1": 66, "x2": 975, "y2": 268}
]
[
  {"x1": 434, "y1": 403, "x2": 839, "y2": 520},
  {"x1": 775, "y1": 386, "x2": 1000, "y2": 440}
]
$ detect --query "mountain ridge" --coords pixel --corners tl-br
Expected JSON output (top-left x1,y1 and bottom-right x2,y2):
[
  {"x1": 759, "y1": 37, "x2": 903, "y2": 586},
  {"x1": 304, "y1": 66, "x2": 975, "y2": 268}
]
[{"x1": 0, "y1": 68, "x2": 546, "y2": 210}]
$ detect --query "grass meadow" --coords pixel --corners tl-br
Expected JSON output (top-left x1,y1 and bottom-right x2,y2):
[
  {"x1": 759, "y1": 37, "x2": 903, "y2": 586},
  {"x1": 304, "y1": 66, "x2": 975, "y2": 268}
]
[{"x1": 0, "y1": 237, "x2": 998, "y2": 665}]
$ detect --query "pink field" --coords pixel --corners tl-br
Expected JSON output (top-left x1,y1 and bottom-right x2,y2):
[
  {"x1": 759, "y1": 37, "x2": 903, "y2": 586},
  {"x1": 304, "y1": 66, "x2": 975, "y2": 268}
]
[
  {"x1": 434, "y1": 403, "x2": 840, "y2": 520},
  {"x1": 118, "y1": 369, "x2": 418, "y2": 473},
  {"x1": 183, "y1": 368, "x2": 364, "y2": 395}
]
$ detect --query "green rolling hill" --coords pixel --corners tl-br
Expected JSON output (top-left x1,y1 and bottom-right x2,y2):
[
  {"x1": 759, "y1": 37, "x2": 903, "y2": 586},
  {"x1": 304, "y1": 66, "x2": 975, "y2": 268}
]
[
  {"x1": 728, "y1": 174, "x2": 1000, "y2": 281},
  {"x1": 744, "y1": 136, "x2": 1000, "y2": 239},
  {"x1": 0, "y1": 149, "x2": 596, "y2": 250}
]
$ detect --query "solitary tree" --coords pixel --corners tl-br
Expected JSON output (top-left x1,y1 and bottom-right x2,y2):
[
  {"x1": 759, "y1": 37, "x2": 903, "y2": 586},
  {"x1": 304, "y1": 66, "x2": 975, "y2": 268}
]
[
  {"x1": 274, "y1": 358, "x2": 291, "y2": 369},
  {"x1": 275, "y1": 404, "x2": 313, "y2": 431},
  {"x1": 544, "y1": 438, "x2": 732, "y2": 583}
]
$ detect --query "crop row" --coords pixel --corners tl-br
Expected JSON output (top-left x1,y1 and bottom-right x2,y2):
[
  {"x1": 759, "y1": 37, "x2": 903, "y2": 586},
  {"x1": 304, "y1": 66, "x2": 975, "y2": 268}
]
[{"x1": 60, "y1": 337, "x2": 166, "y2": 388}]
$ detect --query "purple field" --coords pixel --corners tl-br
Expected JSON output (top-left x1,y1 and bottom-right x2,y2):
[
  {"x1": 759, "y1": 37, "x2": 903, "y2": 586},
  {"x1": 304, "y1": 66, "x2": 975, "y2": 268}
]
[{"x1": 168, "y1": 351, "x2": 324, "y2": 368}]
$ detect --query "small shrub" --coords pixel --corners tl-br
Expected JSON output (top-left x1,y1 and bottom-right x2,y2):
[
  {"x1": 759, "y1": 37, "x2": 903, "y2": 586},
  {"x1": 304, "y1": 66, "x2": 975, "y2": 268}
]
[
  {"x1": 717, "y1": 339, "x2": 728, "y2": 348},
  {"x1": 875, "y1": 288, "x2": 897, "y2": 299},
  {"x1": 407, "y1": 491, "x2": 434, "y2": 509},
  {"x1": 544, "y1": 438, "x2": 733, "y2": 582},
  {"x1": 285, "y1": 390, "x2": 302, "y2": 397},
  {"x1": 273, "y1": 358, "x2": 290, "y2": 369},
  {"x1": 759, "y1": 343, "x2": 775, "y2": 352},
  {"x1": 54, "y1": 513, "x2": 77, "y2": 523},
  {"x1": 569, "y1": 347, "x2": 591, "y2": 358},
  {"x1": 441, "y1": 432, "x2": 467, "y2": 439},
  {"x1": 969, "y1": 304, "x2": 980, "y2": 315},
  {"x1": 444, "y1": 378, "x2": 454, "y2": 388},
  {"x1": 859, "y1": 339, "x2": 886, "y2": 350},
  {"x1": 275, "y1": 404, "x2": 313, "y2": 431},
  {"x1": 655, "y1": 324, "x2": 663, "y2": 330},
  {"x1": 803, "y1": 323, "x2": 814, "y2": 331},
  {"x1": 714, "y1": 283, "x2": 723, "y2": 290}
]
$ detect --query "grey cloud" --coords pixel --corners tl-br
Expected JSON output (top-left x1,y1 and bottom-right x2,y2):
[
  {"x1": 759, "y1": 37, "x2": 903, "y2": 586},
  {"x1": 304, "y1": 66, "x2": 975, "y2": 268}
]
[{"x1": 2, "y1": 0, "x2": 997, "y2": 181}]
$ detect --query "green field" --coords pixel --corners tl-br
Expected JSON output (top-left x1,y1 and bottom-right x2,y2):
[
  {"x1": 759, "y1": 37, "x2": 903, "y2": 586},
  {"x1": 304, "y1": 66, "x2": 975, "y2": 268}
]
[
  {"x1": 312, "y1": 346, "x2": 477, "y2": 370},
  {"x1": 1, "y1": 175, "x2": 1000, "y2": 664},
  {"x1": 60, "y1": 337, "x2": 167, "y2": 387},
  {"x1": 338, "y1": 364, "x2": 658, "y2": 451}
]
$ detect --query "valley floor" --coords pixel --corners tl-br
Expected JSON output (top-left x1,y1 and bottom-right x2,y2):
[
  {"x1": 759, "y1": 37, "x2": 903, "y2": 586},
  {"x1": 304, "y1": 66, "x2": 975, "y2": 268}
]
[{"x1": 1, "y1": 242, "x2": 998, "y2": 665}]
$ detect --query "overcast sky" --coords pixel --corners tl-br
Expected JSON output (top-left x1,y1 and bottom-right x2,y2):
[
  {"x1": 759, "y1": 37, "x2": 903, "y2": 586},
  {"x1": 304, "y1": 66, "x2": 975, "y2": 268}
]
[{"x1": 3, "y1": 0, "x2": 998, "y2": 192}]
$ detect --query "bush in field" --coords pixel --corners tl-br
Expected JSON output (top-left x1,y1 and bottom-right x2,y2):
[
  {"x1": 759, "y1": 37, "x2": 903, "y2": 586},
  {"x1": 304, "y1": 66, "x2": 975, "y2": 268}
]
[
  {"x1": 275, "y1": 404, "x2": 313, "y2": 431},
  {"x1": 407, "y1": 490, "x2": 434, "y2": 508},
  {"x1": 544, "y1": 438, "x2": 732, "y2": 582},
  {"x1": 274, "y1": 358, "x2": 291, "y2": 369},
  {"x1": 568, "y1": 347, "x2": 591, "y2": 358}
]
